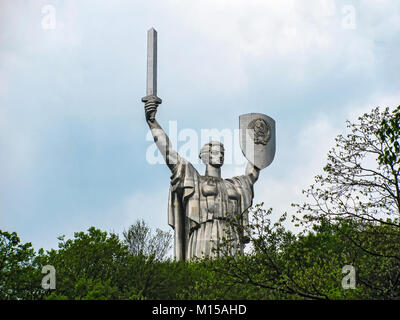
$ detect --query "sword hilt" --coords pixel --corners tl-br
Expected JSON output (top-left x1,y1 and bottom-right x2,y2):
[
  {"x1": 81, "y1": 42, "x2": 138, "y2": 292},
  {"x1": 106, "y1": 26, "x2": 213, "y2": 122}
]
[
  {"x1": 141, "y1": 95, "x2": 162, "y2": 105},
  {"x1": 142, "y1": 95, "x2": 162, "y2": 123}
]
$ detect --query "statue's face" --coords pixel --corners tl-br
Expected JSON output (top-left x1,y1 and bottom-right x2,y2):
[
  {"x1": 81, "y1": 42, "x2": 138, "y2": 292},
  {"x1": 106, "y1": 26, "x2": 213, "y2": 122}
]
[{"x1": 209, "y1": 144, "x2": 224, "y2": 167}]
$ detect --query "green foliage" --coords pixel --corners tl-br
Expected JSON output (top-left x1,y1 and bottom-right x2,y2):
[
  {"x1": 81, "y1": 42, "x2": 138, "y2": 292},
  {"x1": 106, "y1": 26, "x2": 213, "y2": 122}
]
[
  {"x1": 292, "y1": 105, "x2": 400, "y2": 298},
  {"x1": 0, "y1": 230, "x2": 44, "y2": 299},
  {"x1": 377, "y1": 105, "x2": 400, "y2": 166},
  {"x1": 33, "y1": 227, "x2": 204, "y2": 300},
  {"x1": 36, "y1": 227, "x2": 128, "y2": 299},
  {"x1": 296, "y1": 107, "x2": 400, "y2": 226},
  {"x1": 3, "y1": 216, "x2": 400, "y2": 300}
]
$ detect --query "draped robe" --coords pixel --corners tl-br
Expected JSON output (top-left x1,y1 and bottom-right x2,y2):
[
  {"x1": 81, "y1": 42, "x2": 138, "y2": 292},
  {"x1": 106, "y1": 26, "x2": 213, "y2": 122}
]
[{"x1": 168, "y1": 155, "x2": 254, "y2": 260}]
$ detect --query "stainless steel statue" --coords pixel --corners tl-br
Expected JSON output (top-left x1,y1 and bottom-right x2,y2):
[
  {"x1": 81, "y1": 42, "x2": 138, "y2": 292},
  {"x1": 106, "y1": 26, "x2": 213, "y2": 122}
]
[{"x1": 141, "y1": 28, "x2": 276, "y2": 261}]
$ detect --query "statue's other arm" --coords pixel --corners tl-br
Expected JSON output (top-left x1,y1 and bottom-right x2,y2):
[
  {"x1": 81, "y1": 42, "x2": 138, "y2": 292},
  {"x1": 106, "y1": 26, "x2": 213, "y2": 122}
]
[
  {"x1": 144, "y1": 100, "x2": 179, "y2": 171},
  {"x1": 245, "y1": 162, "x2": 260, "y2": 184}
]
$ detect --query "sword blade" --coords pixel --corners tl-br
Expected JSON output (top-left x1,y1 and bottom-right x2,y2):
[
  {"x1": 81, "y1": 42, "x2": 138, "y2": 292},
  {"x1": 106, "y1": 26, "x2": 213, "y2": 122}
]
[{"x1": 146, "y1": 28, "x2": 157, "y2": 96}]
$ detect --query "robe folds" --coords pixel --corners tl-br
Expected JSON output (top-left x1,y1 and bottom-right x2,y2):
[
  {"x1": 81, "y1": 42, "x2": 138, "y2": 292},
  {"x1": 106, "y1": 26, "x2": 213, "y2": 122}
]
[{"x1": 168, "y1": 155, "x2": 254, "y2": 261}]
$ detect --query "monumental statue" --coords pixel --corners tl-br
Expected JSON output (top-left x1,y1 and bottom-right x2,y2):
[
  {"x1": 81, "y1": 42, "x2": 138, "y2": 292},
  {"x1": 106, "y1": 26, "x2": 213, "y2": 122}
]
[{"x1": 141, "y1": 28, "x2": 276, "y2": 261}]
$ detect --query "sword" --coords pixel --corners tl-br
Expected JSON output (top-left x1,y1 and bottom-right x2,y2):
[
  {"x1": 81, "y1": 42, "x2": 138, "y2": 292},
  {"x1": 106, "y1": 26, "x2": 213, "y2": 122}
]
[{"x1": 141, "y1": 28, "x2": 162, "y2": 121}]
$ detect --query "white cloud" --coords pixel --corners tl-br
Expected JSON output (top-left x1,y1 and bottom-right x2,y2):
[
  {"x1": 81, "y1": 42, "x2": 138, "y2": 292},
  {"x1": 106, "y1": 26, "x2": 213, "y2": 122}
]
[{"x1": 157, "y1": 0, "x2": 395, "y2": 95}]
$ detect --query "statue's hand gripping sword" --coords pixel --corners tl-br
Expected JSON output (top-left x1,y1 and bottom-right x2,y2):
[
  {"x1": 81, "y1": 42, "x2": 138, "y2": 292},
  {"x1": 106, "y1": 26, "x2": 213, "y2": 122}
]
[{"x1": 142, "y1": 28, "x2": 162, "y2": 122}]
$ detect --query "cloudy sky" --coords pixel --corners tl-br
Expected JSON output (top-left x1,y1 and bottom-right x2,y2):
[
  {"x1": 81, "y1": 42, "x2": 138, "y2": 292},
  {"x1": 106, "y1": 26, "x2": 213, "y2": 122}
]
[{"x1": 1, "y1": 0, "x2": 400, "y2": 251}]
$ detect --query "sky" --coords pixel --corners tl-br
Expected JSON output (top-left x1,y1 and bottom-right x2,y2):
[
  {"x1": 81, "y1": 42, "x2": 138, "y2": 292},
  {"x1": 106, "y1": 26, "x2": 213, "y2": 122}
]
[{"x1": 1, "y1": 0, "x2": 400, "y2": 251}]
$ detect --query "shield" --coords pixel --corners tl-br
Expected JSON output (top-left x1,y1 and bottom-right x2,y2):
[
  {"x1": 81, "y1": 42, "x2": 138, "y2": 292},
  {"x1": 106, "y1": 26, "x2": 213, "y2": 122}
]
[{"x1": 239, "y1": 113, "x2": 276, "y2": 169}]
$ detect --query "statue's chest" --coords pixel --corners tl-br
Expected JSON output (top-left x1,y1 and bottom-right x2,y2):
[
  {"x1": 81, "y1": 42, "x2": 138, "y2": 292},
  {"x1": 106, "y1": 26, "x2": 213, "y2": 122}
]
[{"x1": 199, "y1": 176, "x2": 240, "y2": 218}]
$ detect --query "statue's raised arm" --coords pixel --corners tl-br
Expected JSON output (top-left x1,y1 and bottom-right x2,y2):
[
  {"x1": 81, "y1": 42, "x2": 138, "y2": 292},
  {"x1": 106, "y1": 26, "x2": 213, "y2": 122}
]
[
  {"x1": 144, "y1": 99, "x2": 179, "y2": 171},
  {"x1": 245, "y1": 162, "x2": 260, "y2": 184}
]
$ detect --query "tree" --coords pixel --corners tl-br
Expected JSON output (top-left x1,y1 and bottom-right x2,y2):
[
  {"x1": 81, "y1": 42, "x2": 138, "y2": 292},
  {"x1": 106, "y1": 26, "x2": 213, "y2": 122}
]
[
  {"x1": 297, "y1": 106, "x2": 400, "y2": 226},
  {"x1": 293, "y1": 106, "x2": 400, "y2": 298},
  {"x1": 40, "y1": 226, "x2": 189, "y2": 300},
  {"x1": 123, "y1": 219, "x2": 172, "y2": 261},
  {"x1": 194, "y1": 204, "x2": 362, "y2": 300},
  {"x1": 0, "y1": 230, "x2": 44, "y2": 299},
  {"x1": 38, "y1": 227, "x2": 130, "y2": 299}
]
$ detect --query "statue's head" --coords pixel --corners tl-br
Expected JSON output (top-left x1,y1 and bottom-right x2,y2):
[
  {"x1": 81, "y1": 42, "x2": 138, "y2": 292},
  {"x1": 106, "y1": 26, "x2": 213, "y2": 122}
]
[{"x1": 199, "y1": 141, "x2": 225, "y2": 168}]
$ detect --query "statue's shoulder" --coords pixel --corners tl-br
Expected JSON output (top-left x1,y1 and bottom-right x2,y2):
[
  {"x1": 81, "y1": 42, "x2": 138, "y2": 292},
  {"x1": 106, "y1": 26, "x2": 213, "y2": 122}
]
[
  {"x1": 224, "y1": 177, "x2": 236, "y2": 185},
  {"x1": 171, "y1": 155, "x2": 200, "y2": 179},
  {"x1": 226, "y1": 174, "x2": 245, "y2": 182},
  {"x1": 183, "y1": 158, "x2": 200, "y2": 174},
  {"x1": 226, "y1": 174, "x2": 253, "y2": 188}
]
